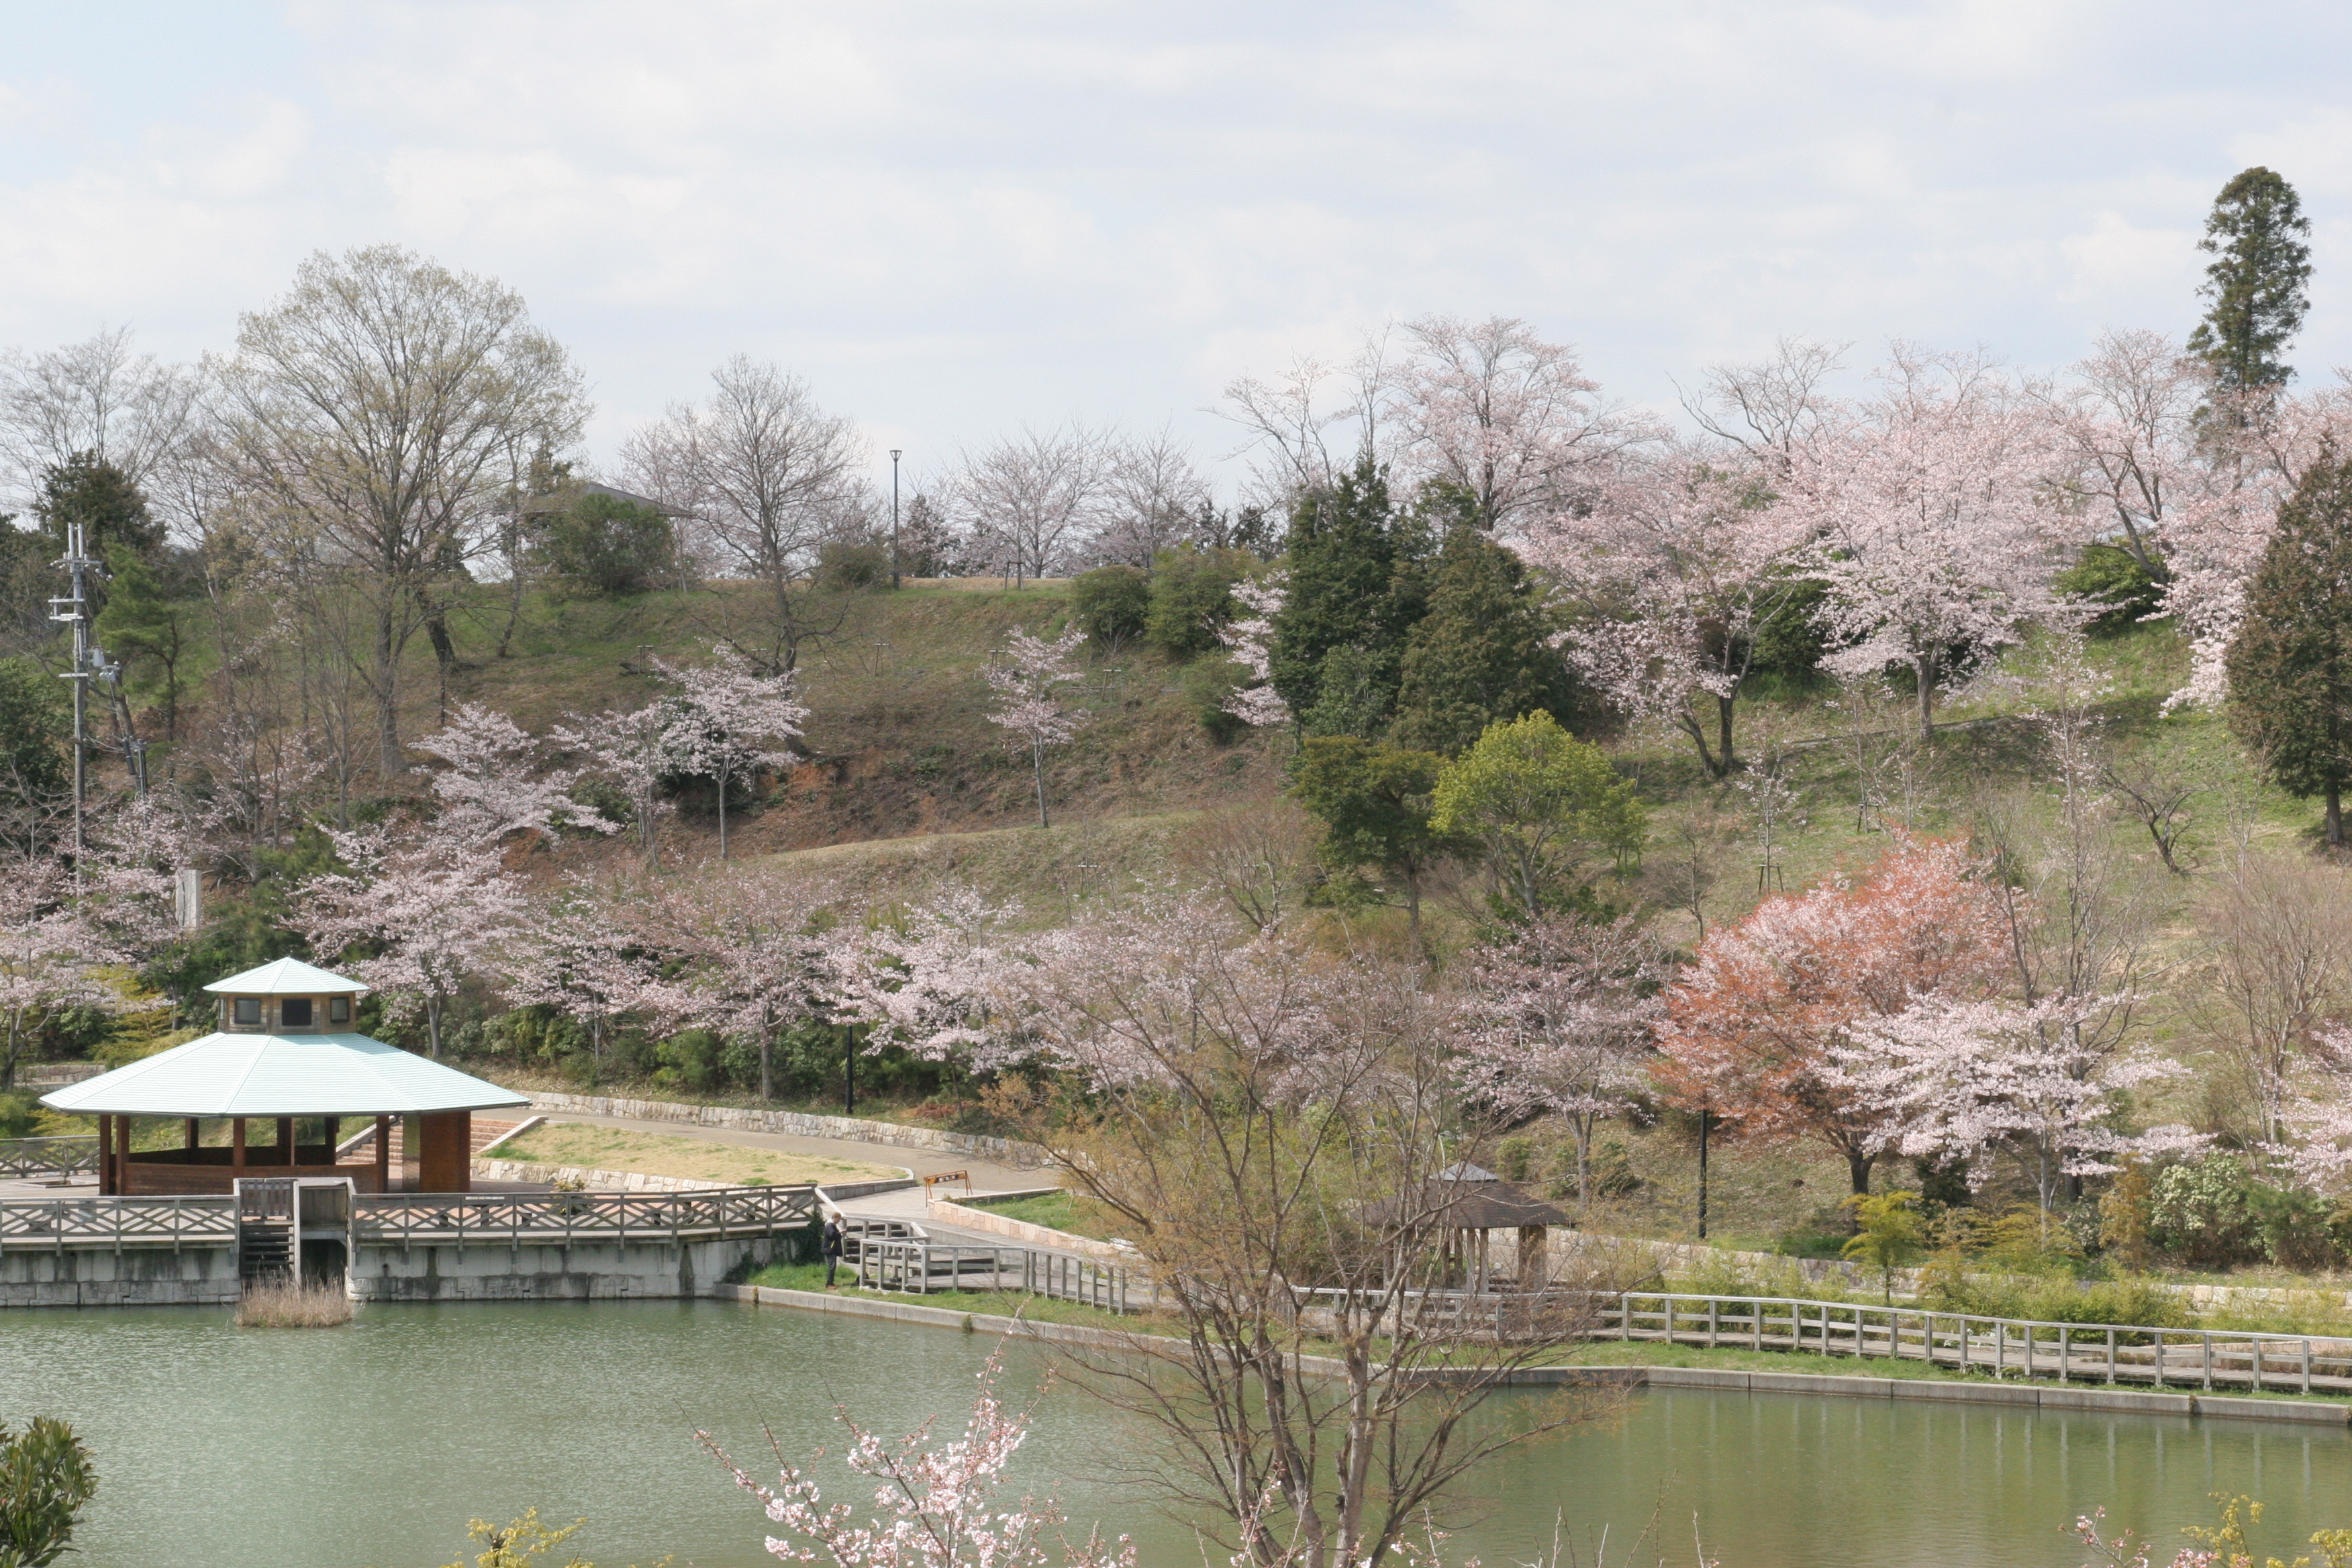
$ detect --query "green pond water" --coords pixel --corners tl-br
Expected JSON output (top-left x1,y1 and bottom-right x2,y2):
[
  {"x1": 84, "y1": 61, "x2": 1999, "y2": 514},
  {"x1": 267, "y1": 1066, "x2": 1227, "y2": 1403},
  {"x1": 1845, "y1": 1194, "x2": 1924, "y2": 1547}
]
[{"x1": 5, "y1": 1300, "x2": 2352, "y2": 1567}]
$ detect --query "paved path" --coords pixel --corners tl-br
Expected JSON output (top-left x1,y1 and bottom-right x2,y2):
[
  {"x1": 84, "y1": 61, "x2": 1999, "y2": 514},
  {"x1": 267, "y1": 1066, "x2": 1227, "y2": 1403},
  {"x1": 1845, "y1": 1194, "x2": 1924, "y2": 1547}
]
[{"x1": 530, "y1": 1107, "x2": 1054, "y2": 1193}]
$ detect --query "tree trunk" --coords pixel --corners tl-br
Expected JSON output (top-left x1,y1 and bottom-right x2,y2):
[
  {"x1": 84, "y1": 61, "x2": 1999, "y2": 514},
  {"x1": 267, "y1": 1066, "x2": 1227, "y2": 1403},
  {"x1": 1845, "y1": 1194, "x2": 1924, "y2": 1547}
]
[
  {"x1": 425, "y1": 993, "x2": 444, "y2": 1060},
  {"x1": 376, "y1": 601, "x2": 402, "y2": 775},
  {"x1": 718, "y1": 760, "x2": 730, "y2": 860},
  {"x1": 1033, "y1": 738, "x2": 1048, "y2": 829},
  {"x1": 2331, "y1": 785, "x2": 2343, "y2": 847},
  {"x1": 759, "y1": 1032, "x2": 772, "y2": 1102},
  {"x1": 1846, "y1": 1148, "x2": 1875, "y2": 1200},
  {"x1": 1914, "y1": 650, "x2": 1937, "y2": 740},
  {"x1": 1717, "y1": 692, "x2": 1736, "y2": 775}
]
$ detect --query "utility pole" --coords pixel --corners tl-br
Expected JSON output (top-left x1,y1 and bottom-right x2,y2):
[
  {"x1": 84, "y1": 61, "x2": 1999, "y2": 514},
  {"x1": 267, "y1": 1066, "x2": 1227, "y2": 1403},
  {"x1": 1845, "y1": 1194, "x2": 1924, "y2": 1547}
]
[
  {"x1": 889, "y1": 448, "x2": 903, "y2": 591},
  {"x1": 47, "y1": 521, "x2": 108, "y2": 889}
]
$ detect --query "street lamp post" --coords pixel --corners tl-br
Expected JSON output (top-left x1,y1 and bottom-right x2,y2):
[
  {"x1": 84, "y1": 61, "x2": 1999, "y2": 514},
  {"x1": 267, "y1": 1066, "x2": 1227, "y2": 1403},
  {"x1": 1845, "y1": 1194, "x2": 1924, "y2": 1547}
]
[{"x1": 889, "y1": 448, "x2": 903, "y2": 590}]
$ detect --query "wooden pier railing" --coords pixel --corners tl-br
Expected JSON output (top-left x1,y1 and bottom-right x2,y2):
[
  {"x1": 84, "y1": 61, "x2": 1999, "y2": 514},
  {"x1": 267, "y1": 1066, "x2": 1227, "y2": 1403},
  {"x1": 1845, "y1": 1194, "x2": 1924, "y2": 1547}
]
[
  {"x1": 0, "y1": 1136, "x2": 99, "y2": 1180},
  {"x1": 854, "y1": 1238, "x2": 1135, "y2": 1313},
  {"x1": 350, "y1": 1185, "x2": 819, "y2": 1249},
  {"x1": 0, "y1": 1194, "x2": 236, "y2": 1251}
]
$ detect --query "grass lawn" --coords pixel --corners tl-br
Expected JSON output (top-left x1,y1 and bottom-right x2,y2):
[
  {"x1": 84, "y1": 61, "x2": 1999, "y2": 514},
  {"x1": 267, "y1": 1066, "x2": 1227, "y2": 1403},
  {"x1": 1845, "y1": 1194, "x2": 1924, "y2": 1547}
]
[
  {"x1": 967, "y1": 1189, "x2": 1117, "y2": 1238},
  {"x1": 497, "y1": 1122, "x2": 903, "y2": 1187}
]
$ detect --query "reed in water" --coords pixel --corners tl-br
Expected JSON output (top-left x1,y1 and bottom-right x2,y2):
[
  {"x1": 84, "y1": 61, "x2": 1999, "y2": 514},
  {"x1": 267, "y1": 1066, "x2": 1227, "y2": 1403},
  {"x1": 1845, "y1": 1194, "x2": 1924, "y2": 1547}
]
[{"x1": 235, "y1": 1277, "x2": 352, "y2": 1327}]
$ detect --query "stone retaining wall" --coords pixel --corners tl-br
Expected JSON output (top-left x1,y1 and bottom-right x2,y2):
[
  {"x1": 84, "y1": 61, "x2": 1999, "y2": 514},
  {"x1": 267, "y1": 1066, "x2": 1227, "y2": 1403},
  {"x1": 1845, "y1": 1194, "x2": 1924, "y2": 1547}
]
[
  {"x1": 1, "y1": 1240, "x2": 239, "y2": 1308},
  {"x1": 518, "y1": 1091, "x2": 1053, "y2": 1169},
  {"x1": 926, "y1": 1195, "x2": 1127, "y2": 1257},
  {"x1": 471, "y1": 1157, "x2": 730, "y2": 1193}
]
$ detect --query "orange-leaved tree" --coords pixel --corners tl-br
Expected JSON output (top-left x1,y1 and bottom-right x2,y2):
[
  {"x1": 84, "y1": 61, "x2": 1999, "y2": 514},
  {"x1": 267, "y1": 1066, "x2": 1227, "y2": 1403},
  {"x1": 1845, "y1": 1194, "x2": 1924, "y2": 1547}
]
[{"x1": 1653, "y1": 836, "x2": 2010, "y2": 1197}]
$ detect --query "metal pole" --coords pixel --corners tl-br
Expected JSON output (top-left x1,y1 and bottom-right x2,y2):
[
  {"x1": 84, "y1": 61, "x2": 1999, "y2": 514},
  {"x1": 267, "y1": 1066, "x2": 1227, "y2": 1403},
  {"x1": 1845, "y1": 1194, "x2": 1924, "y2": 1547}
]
[
  {"x1": 1696, "y1": 1107, "x2": 1711, "y2": 1240},
  {"x1": 48, "y1": 521, "x2": 99, "y2": 888},
  {"x1": 889, "y1": 448, "x2": 903, "y2": 591}
]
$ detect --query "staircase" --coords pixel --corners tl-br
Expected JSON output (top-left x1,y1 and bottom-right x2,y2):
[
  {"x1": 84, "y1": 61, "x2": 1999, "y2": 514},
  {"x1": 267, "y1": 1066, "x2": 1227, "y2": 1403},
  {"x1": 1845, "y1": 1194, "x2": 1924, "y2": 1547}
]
[{"x1": 236, "y1": 1177, "x2": 296, "y2": 1283}]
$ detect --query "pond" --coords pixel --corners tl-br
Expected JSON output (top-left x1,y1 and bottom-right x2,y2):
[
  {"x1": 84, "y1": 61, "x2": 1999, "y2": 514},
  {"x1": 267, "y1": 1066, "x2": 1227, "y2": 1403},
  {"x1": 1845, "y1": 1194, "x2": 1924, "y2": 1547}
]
[{"x1": 6, "y1": 1300, "x2": 2351, "y2": 1567}]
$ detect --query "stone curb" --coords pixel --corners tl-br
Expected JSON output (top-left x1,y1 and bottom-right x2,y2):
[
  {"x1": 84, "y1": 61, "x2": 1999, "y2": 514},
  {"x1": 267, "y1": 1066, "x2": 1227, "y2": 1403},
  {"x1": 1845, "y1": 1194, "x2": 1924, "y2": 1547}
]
[
  {"x1": 707, "y1": 1285, "x2": 2352, "y2": 1428},
  {"x1": 518, "y1": 1091, "x2": 1055, "y2": 1168}
]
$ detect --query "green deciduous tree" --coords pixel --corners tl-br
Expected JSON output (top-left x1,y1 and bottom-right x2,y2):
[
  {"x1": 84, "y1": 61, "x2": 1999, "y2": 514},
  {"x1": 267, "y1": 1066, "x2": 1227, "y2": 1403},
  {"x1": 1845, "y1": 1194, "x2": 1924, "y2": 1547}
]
[
  {"x1": 1069, "y1": 564, "x2": 1151, "y2": 648},
  {"x1": 1144, "y1": 544, "x2": 1254, "y2": 658},
  {"x1": 1430, "y1": 712, "x2": 1644, "y2": 919},
  {"x1": 1289, "y1": 736, "x2": 1457, "y2": 940},
  {"x1": 0, "y1": 1416, "x2": 97, "y2": 1568},
  {"x1": 2225, "y1": 449, "x2": 2352, "y2": 844},
  {"x1": 2188, "y1": 166, "x2": 2313, "y2": 393},
  {"x1": 1390, "y1": 513, "x2": 1569, "y2": 754}
]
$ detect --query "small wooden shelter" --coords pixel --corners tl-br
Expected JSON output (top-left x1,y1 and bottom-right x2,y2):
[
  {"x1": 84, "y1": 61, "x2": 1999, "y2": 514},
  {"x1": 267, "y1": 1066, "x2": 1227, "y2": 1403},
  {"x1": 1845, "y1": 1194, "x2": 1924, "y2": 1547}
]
[
  {"x1": 1420, "y1": 1162, "x2": 1569, "y2": 1293},
  {"x1": 40, "y1": 959, "x2": 528, "y2": 1196}
]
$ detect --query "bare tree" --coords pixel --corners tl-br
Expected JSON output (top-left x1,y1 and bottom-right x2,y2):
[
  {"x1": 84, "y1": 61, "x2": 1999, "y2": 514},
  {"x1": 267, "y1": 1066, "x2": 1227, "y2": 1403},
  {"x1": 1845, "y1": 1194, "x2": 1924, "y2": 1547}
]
[
  {"x1": 1173, "y1": 788, "x2": 1322, "y2": 932},
  {"x1": 1681, "y1": 336, "x2": 1849, "y2": 479},
  {"x1": 950, "y1": 425, "x2": 1112, "y2": 581},
  {"x1": 0, "y1": 326, "x2": 203, "y2": 513},
  {"x1": 1092, "y1": 428, "x2": 1211, "y2": 567},
  {"x1": 213, "y1": 246, "x2": 586, "y2": 775},
  {"x1": 622, "y1": 355, "x2": 866, "y2": 673},
  {"x1": 2188, "y1": 855, "x2": 2352, "y2": 1144},
  {"x1": 1216, "y1": 342, "x2": 1389, "y2": 509}
]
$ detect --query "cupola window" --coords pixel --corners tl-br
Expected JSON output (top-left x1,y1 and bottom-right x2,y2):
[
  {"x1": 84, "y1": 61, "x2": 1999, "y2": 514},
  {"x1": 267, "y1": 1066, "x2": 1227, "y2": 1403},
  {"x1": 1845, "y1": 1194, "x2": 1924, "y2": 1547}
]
[
  {"x1": 329, "y1": 995, "x2": 351, "y2": 1025},
  {"x1": 234, "y1": 997, "x2": 261, "y2": 1026},
  {"x1": 282, "y1": 998, "x2": 314, "y2": 1028}
]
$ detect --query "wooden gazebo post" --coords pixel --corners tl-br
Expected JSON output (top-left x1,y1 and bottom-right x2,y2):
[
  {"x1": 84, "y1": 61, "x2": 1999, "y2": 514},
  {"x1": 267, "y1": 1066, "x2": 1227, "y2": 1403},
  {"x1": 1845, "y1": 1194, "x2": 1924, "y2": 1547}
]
[
  {"x1": 232, "y1": 1117, "x2": 246, "y2": 1179},
  {"x1": 374, "y1": 1115, "x2": 391, "y2": 1194}
]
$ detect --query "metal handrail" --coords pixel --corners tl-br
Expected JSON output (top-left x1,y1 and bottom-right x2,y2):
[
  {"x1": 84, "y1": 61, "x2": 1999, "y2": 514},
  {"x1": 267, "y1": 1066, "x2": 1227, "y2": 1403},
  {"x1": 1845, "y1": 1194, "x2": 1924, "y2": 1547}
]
[
  {"x1": 1596, "y1": 1291, "x2": 2352, "y2": 1395},
  {"x1": 0, "y1": 1136, "x2": 99, "y2": 1180}
]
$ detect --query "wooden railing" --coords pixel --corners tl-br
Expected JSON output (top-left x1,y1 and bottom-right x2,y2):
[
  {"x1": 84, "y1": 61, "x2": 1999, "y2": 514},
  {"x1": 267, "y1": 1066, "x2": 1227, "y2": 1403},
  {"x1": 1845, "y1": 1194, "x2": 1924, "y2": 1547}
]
[
  {"x1": 0, "y1": 1195, "x2": 236, "y2": 1251},
  {"x1": 351, "y1": 1185, "x2": 818, "y2": 1249},
  {"x1": 855, "y1": 1238, "x2": 1134, "y2": 1313},
  {"x1": 0, "y1": 1136, "x2": 99, "y2": 1180},
  {"x1": 1597, "y1": 1291, "x2": 2352, "y2": 1395}
]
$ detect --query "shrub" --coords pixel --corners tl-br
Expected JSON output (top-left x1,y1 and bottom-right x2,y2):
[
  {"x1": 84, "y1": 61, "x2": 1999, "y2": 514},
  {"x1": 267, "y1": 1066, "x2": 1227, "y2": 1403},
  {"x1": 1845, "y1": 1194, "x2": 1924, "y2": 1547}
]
[
  {"x1": 2056, "y1": 542, "x2": 2166, "y2": 636},
  {"x1": 539, "y1": 491, "x2": 678, "y2": 598},
  {"x1": 1146, "y1": 546, "x2": 1254, "y2": 658},
  {"x1": 1180, "y1": 658, "x2": 1246, "y2": 742},
  {"x1": 2150, "y1": 1154, "x2": 2261, "y2": 1269},
  {"x1": 1071, "y1": 565, "x2": 1152, "y2": 648},
  {"x1": 0, "y1": 1091, "x2": 38, "y2": 1140},
  {"x1": 816, "y1": 540, "x2": 891, "y2": 590}
]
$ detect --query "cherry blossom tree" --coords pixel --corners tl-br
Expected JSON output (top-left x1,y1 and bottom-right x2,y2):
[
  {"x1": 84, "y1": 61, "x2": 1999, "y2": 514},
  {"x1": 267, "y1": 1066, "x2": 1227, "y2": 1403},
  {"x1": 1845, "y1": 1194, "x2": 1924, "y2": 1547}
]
[
  {"x1": 295, "y1": 828, "x2": 526, "y2": 1058},
  {"x1": 0, "y1": 855, "x2": 119, "y2": 1090},
  {"x1": 1385, "y1": 314, "x2": 1664, "y2": 530},
  {"x1": 983, "y1": 626, "x2": 1089, "y2": 830},
  {"x1": 554, "y1": 700, "x2": 693, "y2": 869},
  {"x1": 634, "y1": 873, "x2": 840, "y2": 1101},
  {"x1": 1653, "y1": 836, "x2": 2011, "y2": 1196},
  {"x1": 1092, "y1": 429, "x2": 1212, "y2": 568},
  {"x1": 2041, "y1": 328, "x2": 2210, "y2": 587},
  {"x1": 1682, "y1": 336, "x2": 1847, "y2": 479},
  {"x1": 701, "y1": 1350, "x2": 1136, "y2": 1568},
  {"x1": 502, "y1": 875, "x2": 662, "y2": 1070},
  {"x1": 834, "y1": 885, "x2": 1026, "y2": 1070},
  {"x1": 411, "y1": 703, "x2": 617, "y2": 849},
  {"x1": 1827, "y1": 995, "x2": 2201, "y2": 1223},
  {"x1": 1217, "y1": 575, "x2": 1291, "y2": 730},
  {"x1": 1217, "y1": 348, "x2": 1387, "y2": 507},
  {"x1": 1451, "y1": 914, "x2": 1667, "y2": 1208},
  {"x1": 1774, "y1": 345, "x2": 2071, "y2": 736},
  {"x1": 950, "y1": 426, "x2": 1112, "y2": 581},
  {"x1": 648, "y1": 644, "x2": 809, "y2": 859},
  {"x1": 1523, "y1": 448, "x2": 1807, "y2": 777}
]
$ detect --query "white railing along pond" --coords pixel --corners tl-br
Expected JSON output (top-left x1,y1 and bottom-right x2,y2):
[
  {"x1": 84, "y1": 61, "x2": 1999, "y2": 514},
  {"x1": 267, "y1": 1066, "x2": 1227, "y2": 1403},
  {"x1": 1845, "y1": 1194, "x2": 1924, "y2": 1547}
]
[
  {"x1": 854, "y1": 1238, "x2": 1136, "y2": 1314},
  {"x1": 0, "y1": 1136, "x2": 99, "y2": 1180},
  {"x1": 351, "y1": 1185, "x2": 819, "y2": 1249},
  {"x1": 0, "y1": 1194, "x2": 237, "y2": 1252},
  {"x1": 1598, "y1": 1291, "x2": 2352, "y2": 1395}
]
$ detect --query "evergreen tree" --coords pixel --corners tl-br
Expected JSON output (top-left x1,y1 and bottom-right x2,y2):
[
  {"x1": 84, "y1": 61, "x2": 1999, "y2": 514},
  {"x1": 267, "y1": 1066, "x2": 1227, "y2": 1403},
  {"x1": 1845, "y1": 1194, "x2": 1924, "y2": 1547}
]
[
  {"x1": 2226, "y1": 449, "x2": 2352, "y2": 844},
  {"x1": 2188, "y1": 166, "x2": 2313, "y2": 392},
  {"x1": 33, "y1": 452, "x2": 162, "y2": 586},
  {"x1": 1268, "y1": 459, "x2": 1429, "y2": 732},
  {"x1": 94, "y1": 543, "x2": 196, "y2": 744},
  {"x1": 1390, "y1": 510, "x2": 1570, "y2": 754},
  {"x1": 1289, "y1": 736, "x2": 1457, "y2": 942},
  {"x1": 0, "y1": 656, "x2": 68, "y2": 812}
]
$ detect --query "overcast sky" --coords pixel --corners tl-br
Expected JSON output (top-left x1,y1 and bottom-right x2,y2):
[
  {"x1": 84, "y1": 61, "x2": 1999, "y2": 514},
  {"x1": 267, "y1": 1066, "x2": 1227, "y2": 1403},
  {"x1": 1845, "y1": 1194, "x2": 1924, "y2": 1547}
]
[{"x1": 5, "y1": 1, "x2": 2350, "y2": 491}]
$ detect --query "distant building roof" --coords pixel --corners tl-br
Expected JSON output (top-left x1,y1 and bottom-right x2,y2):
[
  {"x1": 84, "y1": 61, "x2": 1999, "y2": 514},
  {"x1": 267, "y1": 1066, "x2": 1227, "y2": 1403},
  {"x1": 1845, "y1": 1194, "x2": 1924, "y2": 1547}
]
[
  {"x1": 204, "y1": 958, "x2": 369, "y2": 996},
  {"x1": 516, "y1": 480, "x2": 673, "y2": 517},
  {"x1": 40, "y1": 1032, "x2": 528, "y2": 1118}
]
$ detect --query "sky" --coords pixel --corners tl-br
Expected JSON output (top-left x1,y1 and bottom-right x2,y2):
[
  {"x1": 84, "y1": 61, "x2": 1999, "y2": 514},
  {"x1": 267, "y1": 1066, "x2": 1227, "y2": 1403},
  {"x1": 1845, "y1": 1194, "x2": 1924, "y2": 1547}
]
[{"x1": 4, "y1": 1, "x2": 2351, "y2": 493}]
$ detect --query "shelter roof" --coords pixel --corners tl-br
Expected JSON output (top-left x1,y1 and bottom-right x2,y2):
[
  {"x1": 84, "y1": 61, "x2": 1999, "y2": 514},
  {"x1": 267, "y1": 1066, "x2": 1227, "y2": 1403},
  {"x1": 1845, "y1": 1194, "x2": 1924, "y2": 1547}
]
[
  {"x1": 1363, "y1": 1176, "x2": 1569, "y2": 1232},
  {"x1": 39, "y1": 1033, "x2": 527, "y2": 1118},
  {"x1": 204, "y1": 958, "x2": 369, "y2": 996}
]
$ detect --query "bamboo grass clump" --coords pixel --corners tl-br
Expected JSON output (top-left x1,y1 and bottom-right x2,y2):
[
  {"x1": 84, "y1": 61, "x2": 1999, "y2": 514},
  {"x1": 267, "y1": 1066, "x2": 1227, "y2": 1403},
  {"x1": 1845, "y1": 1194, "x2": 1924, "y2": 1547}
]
[{"x1": 235, "y1": 1278, "x2": 353, "y2": 1328}]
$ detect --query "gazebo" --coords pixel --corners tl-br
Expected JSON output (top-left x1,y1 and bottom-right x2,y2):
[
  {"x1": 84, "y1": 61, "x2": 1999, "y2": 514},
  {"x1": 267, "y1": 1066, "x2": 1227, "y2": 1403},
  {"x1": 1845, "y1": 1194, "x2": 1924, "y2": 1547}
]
[
  {"x1": 1411, "y1": 1162, "x2": 1570, "y2": 1293},
  {"x1": 41, "y1": 958, "x2": 528, "y2": 1197}
]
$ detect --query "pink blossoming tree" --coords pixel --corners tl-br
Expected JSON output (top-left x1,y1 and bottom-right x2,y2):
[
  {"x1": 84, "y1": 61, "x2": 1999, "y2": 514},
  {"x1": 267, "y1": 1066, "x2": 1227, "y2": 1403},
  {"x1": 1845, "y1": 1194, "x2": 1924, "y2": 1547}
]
[
  {"x1": 648, "y1": 644, "x2": 809, "y2": 859},
  {"x1": 983, "y1": 626, "x2": 1088, "y2": 829},
  {"x1": 1217, "y1": 575, "x2": 1291, "y2": 731}
]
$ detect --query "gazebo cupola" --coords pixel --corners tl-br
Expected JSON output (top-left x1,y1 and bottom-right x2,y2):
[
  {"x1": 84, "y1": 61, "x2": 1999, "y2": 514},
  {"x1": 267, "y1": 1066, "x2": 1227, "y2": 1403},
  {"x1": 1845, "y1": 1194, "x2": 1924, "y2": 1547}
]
[{"x1": 41, "y1": 959, "x2": 527, "y2": 1197}]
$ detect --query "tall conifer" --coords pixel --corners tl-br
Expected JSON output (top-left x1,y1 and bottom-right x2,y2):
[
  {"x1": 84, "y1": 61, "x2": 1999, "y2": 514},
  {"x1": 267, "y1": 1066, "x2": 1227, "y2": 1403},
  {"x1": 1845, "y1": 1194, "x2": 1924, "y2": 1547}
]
[
  {"x1": 2188, "y1": 167, "x2": 2313, "y2": 392},
  {"x1": 2226, "y1": 449, "x2": 2352, "y2": 844}
]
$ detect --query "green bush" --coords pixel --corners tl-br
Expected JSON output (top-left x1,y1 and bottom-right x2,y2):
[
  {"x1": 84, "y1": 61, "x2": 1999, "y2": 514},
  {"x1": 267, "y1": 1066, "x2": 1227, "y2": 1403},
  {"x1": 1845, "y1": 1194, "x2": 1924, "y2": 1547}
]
[
  {"x1": 538, "y1": 491, "x2": 678, "y2": 598},
  {"x1": 1146, "y1": 546, "x2": 1255, "y2": 658},
  {"x1": 1179, "y1": 658, "x2": 1246, "y2": 742},
  {"x1": 2150, "y1": 1154, "x2": 2261, "y2": 1269},
  {"x1": 0, "y1": 1091, "x2": 38, "y2": 1139},
  {"x1": 1071, "y1": 565, "x2": 1152, "y2": 648},
  {"x1": 2056, "y1": 542, "x2": 2166, "y2": 636},
  {"x1": 816, "y1": 540, "x2": 892, "y2": 590}
]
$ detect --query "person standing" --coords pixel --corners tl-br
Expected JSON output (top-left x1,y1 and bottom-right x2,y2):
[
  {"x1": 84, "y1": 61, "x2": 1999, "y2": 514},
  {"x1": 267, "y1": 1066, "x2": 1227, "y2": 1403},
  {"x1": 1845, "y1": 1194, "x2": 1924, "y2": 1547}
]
[{"x1": 822, "y1": 1217, "x2": 844, "y2": 1288}]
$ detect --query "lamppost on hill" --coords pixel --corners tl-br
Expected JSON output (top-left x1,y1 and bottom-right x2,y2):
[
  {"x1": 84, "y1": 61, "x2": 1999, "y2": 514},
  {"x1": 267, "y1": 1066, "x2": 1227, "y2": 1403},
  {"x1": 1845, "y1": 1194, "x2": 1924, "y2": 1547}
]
[{"x1": 889, "y1": 448, "x2": 903, "y2": 590}]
